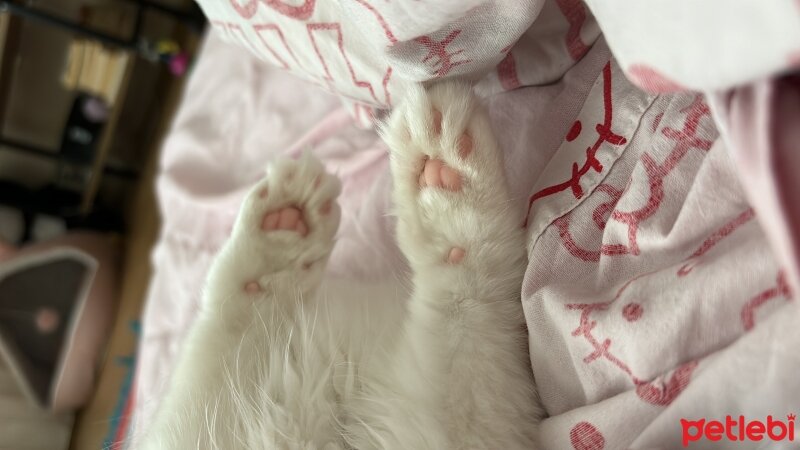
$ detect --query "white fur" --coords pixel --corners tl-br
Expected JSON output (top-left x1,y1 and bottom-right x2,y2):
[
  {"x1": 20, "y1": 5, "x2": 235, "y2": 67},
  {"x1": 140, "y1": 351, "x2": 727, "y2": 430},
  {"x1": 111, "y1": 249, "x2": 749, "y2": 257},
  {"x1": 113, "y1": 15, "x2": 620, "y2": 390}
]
[{"x1": 136, "y1": 82, "x2": 542, "y2": 450}]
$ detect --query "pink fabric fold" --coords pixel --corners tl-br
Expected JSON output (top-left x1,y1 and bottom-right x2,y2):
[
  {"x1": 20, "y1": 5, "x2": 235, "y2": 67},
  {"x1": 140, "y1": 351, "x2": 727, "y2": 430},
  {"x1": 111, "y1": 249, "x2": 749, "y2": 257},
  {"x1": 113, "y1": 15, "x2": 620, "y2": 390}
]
[{"x1": 708, "y1": 74, "x2": 800, "y2": 296}]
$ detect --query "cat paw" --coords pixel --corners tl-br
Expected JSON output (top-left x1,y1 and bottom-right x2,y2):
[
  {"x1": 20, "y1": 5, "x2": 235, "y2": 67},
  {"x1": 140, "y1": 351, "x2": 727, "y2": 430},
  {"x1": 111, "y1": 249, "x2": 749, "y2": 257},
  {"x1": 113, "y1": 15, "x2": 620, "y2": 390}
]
[
  {"x1": 382, "y1": 82, "x2": 519, "y2": 268},
  {"x1": 223, "y1": 153, "x2": 341, "y2": 293}
]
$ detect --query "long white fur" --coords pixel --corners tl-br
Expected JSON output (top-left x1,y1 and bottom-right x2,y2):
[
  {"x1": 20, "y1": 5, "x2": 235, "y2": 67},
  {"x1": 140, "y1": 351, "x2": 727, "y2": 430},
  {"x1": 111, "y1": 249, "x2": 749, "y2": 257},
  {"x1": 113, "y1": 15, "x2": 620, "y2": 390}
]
[{"x1": 136, "y1": 82, "x2": 542, "y2": 450}]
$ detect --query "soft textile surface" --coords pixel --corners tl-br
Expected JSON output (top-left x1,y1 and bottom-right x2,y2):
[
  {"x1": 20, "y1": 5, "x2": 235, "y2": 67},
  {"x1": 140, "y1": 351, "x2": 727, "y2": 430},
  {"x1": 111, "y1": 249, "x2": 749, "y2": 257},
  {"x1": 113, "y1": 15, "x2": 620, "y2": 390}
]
[
  {"x1": 708, "y1": 76, "x2": 800, "y2": 313},
  {"x1": 134, "y1": 2, "x2": 799, "y2": 448},
  {"x1": 197, "y1": 0, "x2": 599, "y2": 127},
  {"x1": 584, "y1": 0, "x2": 800, "y2": 93}
]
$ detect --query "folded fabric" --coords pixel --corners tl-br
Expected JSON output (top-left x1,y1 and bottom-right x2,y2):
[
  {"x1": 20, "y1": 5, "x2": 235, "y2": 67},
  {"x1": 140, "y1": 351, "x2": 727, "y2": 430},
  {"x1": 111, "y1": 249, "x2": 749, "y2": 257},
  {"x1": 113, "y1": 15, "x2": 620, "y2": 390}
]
[
  {"x1": 194, "y1": 0, "x2": 599, "y2": 126},
  {"x1": 708, "y1": 75, "x2": 800, "y2": 303},
  {"x1": 583, "y1": 0, "x2": 800, "y2": 93}
]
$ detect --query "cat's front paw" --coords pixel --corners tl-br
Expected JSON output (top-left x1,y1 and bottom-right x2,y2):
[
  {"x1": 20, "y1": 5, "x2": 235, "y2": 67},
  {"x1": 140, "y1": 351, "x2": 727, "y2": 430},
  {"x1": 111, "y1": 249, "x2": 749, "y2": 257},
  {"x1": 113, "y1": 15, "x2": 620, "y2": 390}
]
[
  {"x1": 219, "y1": 153, "x2": 341, "y2": 294},
  {"x1": 382, "y1": 82, "x2": 520, "y2": 269}
]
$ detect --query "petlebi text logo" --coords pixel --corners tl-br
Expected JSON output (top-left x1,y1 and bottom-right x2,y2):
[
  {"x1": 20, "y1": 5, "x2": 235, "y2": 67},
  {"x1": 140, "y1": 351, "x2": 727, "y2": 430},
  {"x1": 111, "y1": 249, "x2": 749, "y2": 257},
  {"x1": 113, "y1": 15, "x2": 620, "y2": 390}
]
[{"x1": 681, "y1": 414, "x2": 796, "y2": 447}]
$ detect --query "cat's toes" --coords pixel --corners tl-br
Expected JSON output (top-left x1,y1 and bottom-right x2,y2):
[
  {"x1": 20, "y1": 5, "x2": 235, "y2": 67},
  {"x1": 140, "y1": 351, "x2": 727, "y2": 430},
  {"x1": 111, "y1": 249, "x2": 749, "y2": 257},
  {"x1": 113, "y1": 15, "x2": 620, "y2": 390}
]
[
  {"x1": 384, "y1": 82, "x2": 506, "y2": 199},
  {"x1": 418, "y1": 156, "x2": 461, "y2": 191},
  {"x1": 245, "y1": 155, "x2": 339, "y2": 233},
  {"x1": 382, "y1": 82, "x2": 516, "y2": 267},
  {"x1": 415, "y1": 131, "x2": 475, "y2": 191},
  {"x1": 260, "y1": 207, "x2": 308, "y2": 236},
  {"x1": 230, "y1": 153, "x2": 341, "y2": 281}
]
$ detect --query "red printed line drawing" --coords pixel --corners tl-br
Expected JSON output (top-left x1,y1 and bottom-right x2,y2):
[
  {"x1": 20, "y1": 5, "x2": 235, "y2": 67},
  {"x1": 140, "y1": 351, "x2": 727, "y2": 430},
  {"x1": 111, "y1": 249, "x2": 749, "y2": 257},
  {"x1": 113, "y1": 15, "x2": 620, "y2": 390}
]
[
  {"x1": 211, "y1": 20, "x2": 238, "y2": 39},
  {"x1": 307, "y1": 23, "x2": 388, "y2": 106},
  {"x1": 227, "y1": 0, "x2": 396, "y2": 109},
  {"x1": 229, "y1": 0, "x2": 259, "y2": 19},
  {"x1": 253, "y1": 24, "x2": 299, "y2": 69},
  {"x1": 352, "y1": 0, "x2": 398, "y2": 44},
  {"x1": 351, "y1": 0, "x2": 395, "y2": 104},
  {"x1": 382, "y1": 66, "x2": 393, "y2": 106},
  {"x1": 416, "y1": 29, "x2": 473, "y2": 78},
  {"x1": 525, "y1": 62, "x2": 628, "y2": 226},
  {"x1": 496, "y1": 42, "x2": 521, "y2": 91},
  {"x1": 555, "y1": 0, "x2": 590, "y2": 61},
  {"x1": 741, "y1": 271, "x2": 793, "y2": 331},
  {"x1": 566, "y1": 121, "x2": 583, "y2": 142},
  {"x1": 306, "y1": 24, "x2": 335, "y2": 84},
  {"x1": 636, "y1": 360, "x2": 697, "y2": 406},
  {"x1": 212, "y1": 22, "x2": 263, "y2": 56},
  {"x1": 566, "y1": 269, "x2": 699, "y2": 406},
  {"x1": 570, "y1": 421, "x2": 605, "y2": 450},
  {"x1": 610, "y1": 96, "x2": 712, "y2": 255},
  {"x1": 555, "y1": 209, "x2": 626, "y2": 261},
  {"x1": 651, "y1": 112, "x2": 664, "y2": 133},
  {"x1": 230, "y1": 0, "x2": 316, "y2": 20},
  {"x1": 497, "y1": 52, "x2": 521, "y2": 91},
  {"x1": 589, "y1": 183, "x2": 622, "y2": 229},
  {"x1": 554, "y1": 95, "x2": 713, "y2": 262},
  {"x1": 677, "y1": 208, "x2": 755, "y2": 276},
  {"x1": 265, "y1": 0, "x2": 316, "y2": 19}
]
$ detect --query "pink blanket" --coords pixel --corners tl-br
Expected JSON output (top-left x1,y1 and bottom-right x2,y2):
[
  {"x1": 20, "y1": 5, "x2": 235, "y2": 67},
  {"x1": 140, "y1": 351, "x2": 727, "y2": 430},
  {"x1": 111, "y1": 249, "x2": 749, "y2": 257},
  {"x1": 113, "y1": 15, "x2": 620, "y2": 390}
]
[{"x1": 133, "y1": 2, "x2": 800, "y2": 447}]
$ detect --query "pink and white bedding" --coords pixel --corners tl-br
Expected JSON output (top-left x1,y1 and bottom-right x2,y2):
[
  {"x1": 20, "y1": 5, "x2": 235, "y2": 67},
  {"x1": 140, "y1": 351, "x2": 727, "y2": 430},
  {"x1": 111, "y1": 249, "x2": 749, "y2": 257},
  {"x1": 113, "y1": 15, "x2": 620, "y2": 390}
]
[{"x1": 132, "y1": 1, "x2": 800, "y2": 448}]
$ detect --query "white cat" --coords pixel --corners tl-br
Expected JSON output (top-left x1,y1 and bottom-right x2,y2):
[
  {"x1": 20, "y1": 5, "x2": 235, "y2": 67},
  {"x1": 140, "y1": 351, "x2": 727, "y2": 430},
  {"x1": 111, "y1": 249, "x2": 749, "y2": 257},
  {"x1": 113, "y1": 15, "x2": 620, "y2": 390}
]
[{"x1": 137, "y1": 82, "x2": 542, "y2": 449}]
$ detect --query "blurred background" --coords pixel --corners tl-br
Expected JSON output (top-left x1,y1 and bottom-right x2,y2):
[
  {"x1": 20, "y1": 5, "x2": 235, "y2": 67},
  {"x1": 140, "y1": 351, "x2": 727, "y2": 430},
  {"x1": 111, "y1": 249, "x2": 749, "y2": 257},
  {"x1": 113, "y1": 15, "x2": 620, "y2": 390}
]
[{"x1": 0, "y1": 0, "x2": 204, "y2": 448}]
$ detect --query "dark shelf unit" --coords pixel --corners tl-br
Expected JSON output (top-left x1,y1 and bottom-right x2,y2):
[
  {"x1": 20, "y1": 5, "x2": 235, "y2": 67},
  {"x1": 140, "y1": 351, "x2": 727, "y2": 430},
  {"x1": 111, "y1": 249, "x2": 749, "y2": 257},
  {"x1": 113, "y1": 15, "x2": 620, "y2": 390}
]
[{"x1": 0, "y1": 0, "x2": 204, "y2": 242}]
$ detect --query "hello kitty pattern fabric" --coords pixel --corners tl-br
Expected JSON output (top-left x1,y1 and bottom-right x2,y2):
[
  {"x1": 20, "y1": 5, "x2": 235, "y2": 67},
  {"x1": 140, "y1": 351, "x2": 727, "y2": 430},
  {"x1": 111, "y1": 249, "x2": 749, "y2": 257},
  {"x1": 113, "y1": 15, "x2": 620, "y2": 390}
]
[
  {"x1": 194, "y1": 0, "x2": 602, "y2": 127},
  {"x1": 521, "y1": 58, "x2": 796, "y2": 449},
  {"x1": 193, "y1": 0, "x2": 800, "y2": 122}
]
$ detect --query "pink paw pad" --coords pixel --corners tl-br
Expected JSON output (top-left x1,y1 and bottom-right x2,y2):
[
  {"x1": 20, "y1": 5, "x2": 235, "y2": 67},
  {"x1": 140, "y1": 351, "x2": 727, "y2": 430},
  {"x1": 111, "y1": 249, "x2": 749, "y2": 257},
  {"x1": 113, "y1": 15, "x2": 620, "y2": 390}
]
[
  {"x1": 447, "y1": 247, "x2": 466, "y2": 264},
  {"x1": 244, "y1": 281, "x2": 262, "y2": 293},
  {"x1": 261, "y1": 207, "x2": 309, "y2": 236},
  {"x1": 320, "y1": 199, "x2": 333, "y2": 215},
  {"x1": 419, "y1": 158, "x2": 462, "y2": 191}
]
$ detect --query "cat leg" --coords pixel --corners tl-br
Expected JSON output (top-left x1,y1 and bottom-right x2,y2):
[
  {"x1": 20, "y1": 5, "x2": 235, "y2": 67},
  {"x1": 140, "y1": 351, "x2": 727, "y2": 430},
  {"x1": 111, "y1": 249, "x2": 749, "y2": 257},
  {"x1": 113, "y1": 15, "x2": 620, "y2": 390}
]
[
  {"x1": 138, "y1": 153, "x2": 345, "y2": 449},
  {"x1": 204, "y1": 152, "x2": 341, "y2": 320},
  {"x1": 375, "y1": 83, "x2": 542, "y2": 449}
]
